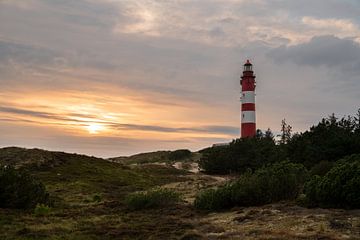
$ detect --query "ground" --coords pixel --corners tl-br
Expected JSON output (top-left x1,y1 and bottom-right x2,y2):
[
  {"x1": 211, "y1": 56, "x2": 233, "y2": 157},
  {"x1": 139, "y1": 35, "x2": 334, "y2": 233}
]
[{"x1": 0, "y1": 147, "x2": 359, "y2": 239}]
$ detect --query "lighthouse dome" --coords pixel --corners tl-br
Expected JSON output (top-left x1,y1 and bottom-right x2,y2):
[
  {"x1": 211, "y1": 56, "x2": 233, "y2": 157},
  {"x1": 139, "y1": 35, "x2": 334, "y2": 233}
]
[{"x1": 243, "y1": 60, "x2": 253, "y2": 71}]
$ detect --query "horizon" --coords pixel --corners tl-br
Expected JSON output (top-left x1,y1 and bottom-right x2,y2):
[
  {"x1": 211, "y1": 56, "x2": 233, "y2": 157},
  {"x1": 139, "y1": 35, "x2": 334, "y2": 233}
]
[{"x1": 1, "y1": 0, "x2": 359, "y2": 157}]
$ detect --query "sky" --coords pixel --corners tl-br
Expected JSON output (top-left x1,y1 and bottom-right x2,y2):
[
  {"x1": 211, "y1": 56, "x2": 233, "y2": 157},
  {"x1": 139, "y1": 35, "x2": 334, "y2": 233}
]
[{"x1": 0, "y1": 0, "x2": 359, "y2": 157}]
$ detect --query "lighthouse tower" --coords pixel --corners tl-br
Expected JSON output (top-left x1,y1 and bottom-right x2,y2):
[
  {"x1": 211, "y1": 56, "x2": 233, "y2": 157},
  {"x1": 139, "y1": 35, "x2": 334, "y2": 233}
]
[{"x1": 240, "y1": 60, "x2": 256, "y2": 138}]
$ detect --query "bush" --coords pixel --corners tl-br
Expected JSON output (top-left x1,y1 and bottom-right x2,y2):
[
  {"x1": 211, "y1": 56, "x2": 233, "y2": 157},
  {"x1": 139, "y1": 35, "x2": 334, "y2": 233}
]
[
  {"x1": 194, "y1": 185, "x2": 233, "y2": 211},
  {"x1": 92, "y1": 194, "x2": 102, "y2": 202},
  {"x1": 199, "y1": 136, "x2": 278, "y2": 174},
  {"x1": 286, "y1": 113, "x2": 360, "y2": 168},
  {"x1": 34, "y1": 203, "x2": 51, "y2": 217},
  {"x1": 169, "y1": 149, "x2": 192, "y2": 161},
  {"x1": 194, "y1": 161, "x2": 308, "y2": 211},
  {"x1": 304, "y1": 154, "x2": 360, "y2": 209},
  {"x1": 310, "y1": 161, "x2": 334, "y2": 176},
  {"x1": 125, "y1": 188, "x2": 181, "y2": 210},
  {"x1": 0, "y1": 166, "x2": 50, "y2": 209}
]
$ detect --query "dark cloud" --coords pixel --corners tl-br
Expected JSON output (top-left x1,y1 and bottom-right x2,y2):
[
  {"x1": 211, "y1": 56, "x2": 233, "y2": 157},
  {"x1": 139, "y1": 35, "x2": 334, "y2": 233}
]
[
  {"x1": 113, "y1": 123, "x2": 238, "y2": 135},
  {"x1": 0, "y1": 40, "x2": 57, "y2": 65},
  {"x1": 0, "y1": 106, "x2": 67, "y2": 121},
  {"x1": 268, "y1": 35, "x2": 360, "y2": 73}
]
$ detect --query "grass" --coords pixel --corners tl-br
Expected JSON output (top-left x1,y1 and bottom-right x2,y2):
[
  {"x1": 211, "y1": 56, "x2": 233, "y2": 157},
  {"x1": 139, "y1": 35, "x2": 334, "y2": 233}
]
[
  {"x1": 108, "y1": 150, "x2": 201, "y2": 165},
  {"x1": 125, "y1": 188, "x2": 181, "y2": 210},
  {"x1": 0, "y1": 147, "x2": 193, "y2": 239}
]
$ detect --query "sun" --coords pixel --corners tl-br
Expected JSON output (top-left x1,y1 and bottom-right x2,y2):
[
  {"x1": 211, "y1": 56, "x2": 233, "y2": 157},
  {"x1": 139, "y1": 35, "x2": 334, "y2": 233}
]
[{"x1": 85, "y1": 123, "x2": 105, "y2": 134}]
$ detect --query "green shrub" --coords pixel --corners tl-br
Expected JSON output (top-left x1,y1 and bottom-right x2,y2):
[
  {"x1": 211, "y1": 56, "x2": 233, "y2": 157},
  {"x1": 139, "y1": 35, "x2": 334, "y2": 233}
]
[
  {"x1": 125, "y1": 188, "x2": 181, "y2": 210},
  {"x1": 169, "y1": 149, "x2": 192, "y2": 161},
  {"x1": 34, "y1": 203, "x2": 51, "y2": 217},
  {"x1": 0, "y1": 166, "x2": 50, "y2": 209},
  {"x1": 304, "y1": 154, "x2": 360, "y2": 209},
  {"x1": 194, "y1": 161, "x2": 308, "y2": 211},
  {"x1": 194, "y1": 185, "x2": 233, "y2": 211},
  {"x1": 199, "y1": 137, "x2": 278, "y2": 174},
  {"x1": 286, "y1": 113, "x2": 360, "y2": 168},
  {"x1": 92, "y1": 194, "x2": 102, "y2": 202},
  {"x1": 310, "y1": 161, "x2": 334, "y2": 176}
]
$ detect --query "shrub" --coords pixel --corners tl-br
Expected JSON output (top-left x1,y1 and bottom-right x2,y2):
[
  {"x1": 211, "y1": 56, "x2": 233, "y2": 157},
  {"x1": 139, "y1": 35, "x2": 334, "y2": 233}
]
[
  {"x1": 125, "y1": 188, "x2": 181, "y2": 210},
  {"x1": 92, "y1": 194, "x2": 102, "y2": 202},
  {"x1": 169, "y1": 149, "x2": 192, "y2": 161},
  {"x1": 199, "y1": 137, "x2": 278, "y2": 174},
  {"x1": 194, "y1": 161, "x2": 308, "y2": 211},
  {"x1": 34, "y1": 203, "x2": 51, "y2": 217},
  {"x1": 304, "y1": 154, "x2": 360, "y2": 209},
  {"x1": 194, "y1": 185, "x2": 233, "y2": 211},
  {"x1": 0, "y1": 166, "x2": 50, "y2": 209},
  {"x1": 286, "y1": 113, "x2": 360, "y2": 168},
  {"x1": 310, "y1": 161, "x2": 334, "y2": 176}
]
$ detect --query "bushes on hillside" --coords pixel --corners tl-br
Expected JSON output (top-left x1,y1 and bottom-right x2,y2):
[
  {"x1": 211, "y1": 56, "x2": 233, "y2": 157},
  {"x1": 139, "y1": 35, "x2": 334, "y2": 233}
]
[
  {"x1": 169, "y1": 149, "x2": 192, "y2": 161},
  {"x1": 199, "y1": 110, "x2": 360, "y2": 174},
  {"x1": 125, "y1": 188, "x2": 181, "y2": 210},
  {"x1": 286, "y1": 113, "x2": 360, "y2": 168},
  {"x1": 0, "y1": 166, "x2": 50, "y2": 209},
  {"x1": 194, "y1": 161, "x2": 308, "y2": 211},
  {"x1": 303, "y1": 154, "x2": 360, "y2": 209},
  {"x1": 199, "y1": 136, "x2": 278, "y2": 174}
]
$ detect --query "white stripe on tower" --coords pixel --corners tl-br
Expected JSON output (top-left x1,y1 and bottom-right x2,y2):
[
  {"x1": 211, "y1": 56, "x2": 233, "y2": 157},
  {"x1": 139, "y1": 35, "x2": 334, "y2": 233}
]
[
  {"x1": 242, "y1": 91, "x2": 255, "y2": 104},
  {"x1": 241, "y1": 111, "x2": 256, "y2": 123}
]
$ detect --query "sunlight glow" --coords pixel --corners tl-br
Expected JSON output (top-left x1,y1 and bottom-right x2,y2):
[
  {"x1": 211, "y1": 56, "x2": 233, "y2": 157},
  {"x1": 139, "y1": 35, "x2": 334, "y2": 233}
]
[{"x1": 85, "y1": 123, "x2": 106, "y2": 134}]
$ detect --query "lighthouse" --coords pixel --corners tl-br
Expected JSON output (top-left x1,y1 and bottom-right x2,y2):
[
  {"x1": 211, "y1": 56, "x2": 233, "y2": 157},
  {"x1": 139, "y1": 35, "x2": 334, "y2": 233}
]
[{"x1": 240, "y1": 60, "x2": 256, "y2": 138}]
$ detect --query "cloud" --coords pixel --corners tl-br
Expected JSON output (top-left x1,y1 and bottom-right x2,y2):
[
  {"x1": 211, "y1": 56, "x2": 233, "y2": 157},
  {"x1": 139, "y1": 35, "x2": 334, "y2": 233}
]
[
  {"x1": 302, "y1": 16, "x2": 360, "y2": 43},
  {"x1": 0, "y1": 105, "x2": 238, "y2": 135},
  {"x1": 268, "y1": 35, "x2": 360, "y2": 74},
  {"x1": 1, "y1": 0, "x2": 360, "y2": 156}
]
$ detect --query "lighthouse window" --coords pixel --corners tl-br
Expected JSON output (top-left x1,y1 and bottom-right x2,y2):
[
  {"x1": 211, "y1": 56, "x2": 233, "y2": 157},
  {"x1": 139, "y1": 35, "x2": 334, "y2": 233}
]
[{"x1": 244, "y1": 65, "x2": 252, "y2": 71}]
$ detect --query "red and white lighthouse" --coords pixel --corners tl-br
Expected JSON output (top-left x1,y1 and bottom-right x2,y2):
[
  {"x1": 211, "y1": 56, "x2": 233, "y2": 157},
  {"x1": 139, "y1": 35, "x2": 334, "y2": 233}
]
[{"x1": 240, "y1": 60, "x2": 256, "y2": 138}]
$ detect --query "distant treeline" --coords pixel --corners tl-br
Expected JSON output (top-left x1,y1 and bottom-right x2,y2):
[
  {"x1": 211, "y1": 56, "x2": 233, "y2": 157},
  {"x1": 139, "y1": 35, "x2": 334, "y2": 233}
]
[{"x1": 199, "y1": 109, "x2": 360, "y2": 174}]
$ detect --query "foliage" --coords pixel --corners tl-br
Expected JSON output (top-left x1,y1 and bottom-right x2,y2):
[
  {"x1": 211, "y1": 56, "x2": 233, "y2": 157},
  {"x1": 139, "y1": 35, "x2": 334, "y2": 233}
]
[
  {"x1": 280, "y1": 119, "x2": 292, "y2": 144},
  {"x1": 0, "y1": 166, "x2": 50, "y2": 209},
  {"x1": 199, "y1": 134, "x2": 278, "y2": 174},
  {"x1": 309, "y1": 161, "x2": 334, "y2": 176},
  {"x1": 286, "y1": 112, "x2": 360, "y2": 168},
  {"x1": 92, "y1": 194, "x2": 102, "y2": 202},
  {"x1": 33, "y1": 203, "x2": 51, "y2": 217},
  {"x1": 200, "y1": 110, "x2": 360, "y2": 174},
  {"x1": 194, "y1": 161, "x2": 308, "y2": 210},
  {"x1": 304, "y1": 154, "x2": 360, "y2": 209},
  {"x1": 169, "y1": 149, "x2": 192, "y2": 161},
  {"x1": 125, "y1": 188, "x2": 181, "y2": 210}
]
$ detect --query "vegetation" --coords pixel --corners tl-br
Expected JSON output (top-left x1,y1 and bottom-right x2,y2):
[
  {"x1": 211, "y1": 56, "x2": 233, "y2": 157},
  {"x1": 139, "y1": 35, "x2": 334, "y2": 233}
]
[
  {"x1": 33, "y1": 204, "x2": 51, "y2": 217},
  {"x1": 194, "y1": 161, "x2": 308, "y2": 211},
  {"x1": 0, "y1": 147, "x2": 192, "y2": 239},
  {"x1": 169, "y1": 149, "x2": 192, "y2": 161},
  {"x1": 0, "y1": 166, "x2": 50, "y2": 209},
  {"x1": 109, "y1": 149, "x2": 196, "y2": 165},
  {"x1": 199, "y1": 136, "x2": 277, "y2": 174},
  {"x1": 125, "y1": 188, "x2": 181, "y2": 210},
  {"x1": 303, "y1": 154, "x2": 360, "y2": 209},
  {"x1": 199, "y1": 110, "x2": 360, "y2": 174},
  {"x1": 286, "y1": 113, "x2": 360, "y2": 168}
]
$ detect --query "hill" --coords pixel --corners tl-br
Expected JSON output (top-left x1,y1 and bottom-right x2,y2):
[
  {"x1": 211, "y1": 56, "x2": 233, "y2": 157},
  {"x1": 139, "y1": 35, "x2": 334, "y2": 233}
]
[
  {"x1": 0, "y1": 147, "x2": 359, "y2": 239},
  {"x1": 109, "y1": 149, "x2": 201, "y2": 165}
]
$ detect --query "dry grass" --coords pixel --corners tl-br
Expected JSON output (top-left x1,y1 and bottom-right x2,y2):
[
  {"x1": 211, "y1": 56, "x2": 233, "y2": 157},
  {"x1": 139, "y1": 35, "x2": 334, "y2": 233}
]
[{"x1": 1, "y1": 148, "x2": 359, "y2": 239}]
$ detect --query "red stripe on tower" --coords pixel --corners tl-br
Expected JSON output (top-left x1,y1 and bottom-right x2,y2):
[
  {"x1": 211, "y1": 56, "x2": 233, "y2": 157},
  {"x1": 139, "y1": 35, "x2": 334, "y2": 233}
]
[{"x1": 240, "y1": 60, "x2": 256, "y2": 138}]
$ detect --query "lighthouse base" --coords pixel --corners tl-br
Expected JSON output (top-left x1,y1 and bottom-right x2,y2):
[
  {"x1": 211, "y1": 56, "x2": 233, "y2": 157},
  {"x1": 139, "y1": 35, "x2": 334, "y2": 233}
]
[{"x1": 241, "y1": 123, "x2": 256, "y2": 138}]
